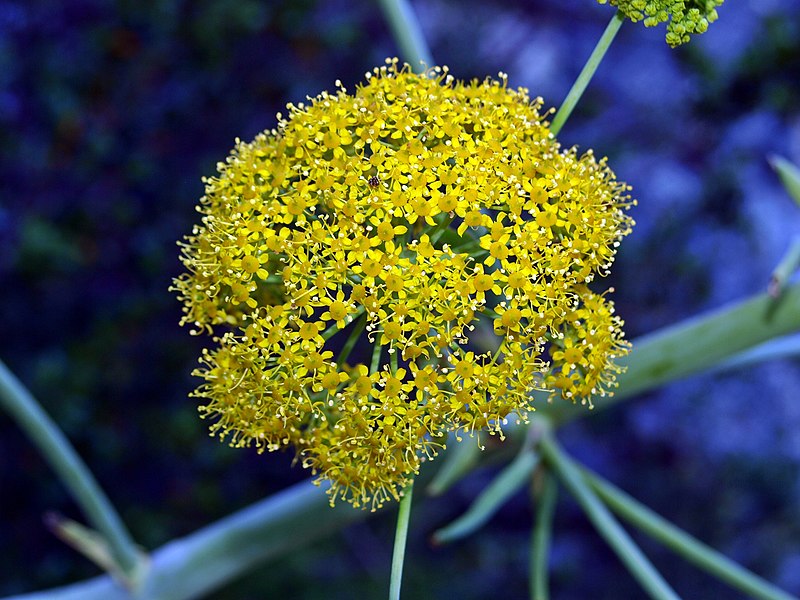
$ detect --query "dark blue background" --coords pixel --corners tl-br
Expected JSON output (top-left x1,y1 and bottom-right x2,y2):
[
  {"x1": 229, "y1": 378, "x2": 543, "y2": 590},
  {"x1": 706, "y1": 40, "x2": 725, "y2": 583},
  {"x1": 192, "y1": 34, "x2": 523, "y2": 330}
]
[{"x1": 2, "y1": 1, "x2": 799, "y2": 598}]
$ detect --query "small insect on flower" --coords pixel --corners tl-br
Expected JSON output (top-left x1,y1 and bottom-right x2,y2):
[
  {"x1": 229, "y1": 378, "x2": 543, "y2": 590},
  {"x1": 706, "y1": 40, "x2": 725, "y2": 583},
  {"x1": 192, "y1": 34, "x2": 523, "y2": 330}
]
[{"x1": 367, "y1": 175, "x2": 380, "y2": 188}]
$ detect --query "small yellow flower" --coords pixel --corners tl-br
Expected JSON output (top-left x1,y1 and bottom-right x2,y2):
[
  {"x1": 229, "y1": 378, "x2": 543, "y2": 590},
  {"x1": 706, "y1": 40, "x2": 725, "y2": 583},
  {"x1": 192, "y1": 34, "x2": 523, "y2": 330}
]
[{"x1": 172, "y1": 59, "x2": 634, "y2": 510}]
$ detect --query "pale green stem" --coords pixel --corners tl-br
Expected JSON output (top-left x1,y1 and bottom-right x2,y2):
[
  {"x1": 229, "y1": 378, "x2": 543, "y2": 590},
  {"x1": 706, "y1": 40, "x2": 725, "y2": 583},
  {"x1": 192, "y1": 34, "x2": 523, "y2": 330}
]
[
  {"x1": 530, "y1": 470, "x2": 558, "y2": 600},
  {"x1": 769, "y1": 154, "x2": 800, "y2": 206},
  {"x1": 371, "y1": 336, "x2": 383, "y2": 373},
  {"x1": 432, "y1": 447, "x2": 539, "y2": 544},
  {"x1": 580, "y1": 466, "x2": 798, "y2": 600},
  {"x1": 426, "y1": 434, "x2": 482, "y2": 496},
  {"x1": 390, "y1": 480, "x2": 415, "y2": 600},
  {"x1": 539, "y1": 435, "x2": 680, "y2": 600},
  {"x1": 336, "y1": 313, "x2": 368, "y2": 368},
  {"x1": 768, "y1": 236, "x2": 800, "y2": 297},
  {"x1": 376, "y1": 0, "x2": 434, "y2": 71},
  {"x1": 0, "y1": 359, "x2": 141, "y2": 580},
  {"x1": 427, "y1": 214, "x2": 455, "y2": 245},
  {"x1": 714, "y1": 332, "x2": 800, "y2": 372},
  {"x1": 549, "y1": 11, "x2": 624, "y2": 136}
]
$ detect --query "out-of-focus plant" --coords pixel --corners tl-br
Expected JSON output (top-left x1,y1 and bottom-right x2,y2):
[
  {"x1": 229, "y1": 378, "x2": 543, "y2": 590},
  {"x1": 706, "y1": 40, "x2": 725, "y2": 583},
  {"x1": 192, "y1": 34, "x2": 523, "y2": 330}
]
[{"x1": 2, "y1": 0, "x2": 799, "y2": 599}]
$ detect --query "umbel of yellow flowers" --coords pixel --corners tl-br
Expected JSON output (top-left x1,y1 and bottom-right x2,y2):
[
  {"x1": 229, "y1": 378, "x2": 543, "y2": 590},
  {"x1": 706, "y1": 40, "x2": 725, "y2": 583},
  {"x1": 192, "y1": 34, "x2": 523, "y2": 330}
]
[{"x1": 173, "y1": 59, "x2": 634, "y2": 510}]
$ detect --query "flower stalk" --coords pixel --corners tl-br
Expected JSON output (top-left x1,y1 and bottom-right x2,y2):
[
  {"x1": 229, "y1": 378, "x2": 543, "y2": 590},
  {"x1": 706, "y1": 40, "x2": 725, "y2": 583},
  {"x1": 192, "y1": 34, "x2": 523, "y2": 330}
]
[
  {"x1": 390, "y1": 480, "x2": 415, "y2": 600},
  {"x1": 377, "y1": 0, "x2": 434, "y2": 71},
  {"x1": 538, "y1": 434, "x2": 680, "y2": 600},
  {"x1": 579, "y1": 465, "x2": 799, "y2": 600},
  {"x1": 530, "y1": 469, "x2": 558, "y2": 600},
  {"x1": 550, "y1": 10, "x2": 624, "y2": 136}
]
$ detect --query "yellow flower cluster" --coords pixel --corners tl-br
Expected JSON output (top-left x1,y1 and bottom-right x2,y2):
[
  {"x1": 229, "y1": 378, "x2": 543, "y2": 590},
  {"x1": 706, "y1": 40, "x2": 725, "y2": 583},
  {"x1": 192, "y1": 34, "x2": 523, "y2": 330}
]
[
  {"x1": 598, "y1": 0, "x2": 724, "y2": 46},
  {"x1": 173, "y1": 59, "x2": 634, "y2": 510}
]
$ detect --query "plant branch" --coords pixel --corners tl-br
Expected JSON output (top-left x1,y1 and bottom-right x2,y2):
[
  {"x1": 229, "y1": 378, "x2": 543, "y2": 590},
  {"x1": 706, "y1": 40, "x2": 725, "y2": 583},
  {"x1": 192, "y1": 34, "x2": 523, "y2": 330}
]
[
  {"x1": 390, "y1": 481, "x2": 415, "y2": 600},
  {"x1": 432, "y1": 446, "x2": 539, "y2": 544},
  {"x1": 4, "y1": 480, "x2": 365, "y2": 600},
  {"x1": 580, "y1": 466, "x2": 799, "y2": 600},
  {"x1": 538, "y1": 435, "x2": 680, "y2": 600},
  {"x1": 530, "y1": 470, "x2": 558, "y2": 600},
  {"x1": 549, "y1": 10, "x2": 624, "y2": 136},
  {"x1": 0, "y1": 359, "x2": 142, "y2": 583}
]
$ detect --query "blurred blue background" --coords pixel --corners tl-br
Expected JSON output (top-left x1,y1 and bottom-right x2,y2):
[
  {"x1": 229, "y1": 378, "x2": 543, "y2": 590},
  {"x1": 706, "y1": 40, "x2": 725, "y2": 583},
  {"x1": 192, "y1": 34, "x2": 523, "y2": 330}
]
[{"x1": 1, "y1": 0, "x2": 799, "y2": 598}]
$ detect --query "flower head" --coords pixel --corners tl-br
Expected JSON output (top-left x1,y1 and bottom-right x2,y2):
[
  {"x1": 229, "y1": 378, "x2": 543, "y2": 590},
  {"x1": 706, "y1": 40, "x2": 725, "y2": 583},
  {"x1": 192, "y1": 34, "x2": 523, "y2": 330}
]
[
  {"x1": 598, "y1": 0, "x2": 724, "y2": 46},
  {"x1": 173, "y1": 59, "x2": 634, "y2": 510}
]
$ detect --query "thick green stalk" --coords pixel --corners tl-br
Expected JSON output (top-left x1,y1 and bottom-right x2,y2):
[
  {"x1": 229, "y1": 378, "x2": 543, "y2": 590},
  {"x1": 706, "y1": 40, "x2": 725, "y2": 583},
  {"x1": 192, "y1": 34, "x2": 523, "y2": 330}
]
[
  {"x1": 539, "y1": 435, "x2": 680, "y2": 600},
  {"x1": 549, "y1": 11, "x2": 624, "y2": 135},
  {"x1": 376, "y1": 0, "x2": 434, "y2": 71},
  {"x1": 0, "y1": 359, "x2": 142, "y2": 582},
  {"x1": 390, "y1": 481, "x2": 415, "y2": 600},
  {"x1": 530, "y1": 471, "x2": 558, "y2": 600},
  {"x1": 580, "y1": 466, "x2": 799, "y2": 600}
]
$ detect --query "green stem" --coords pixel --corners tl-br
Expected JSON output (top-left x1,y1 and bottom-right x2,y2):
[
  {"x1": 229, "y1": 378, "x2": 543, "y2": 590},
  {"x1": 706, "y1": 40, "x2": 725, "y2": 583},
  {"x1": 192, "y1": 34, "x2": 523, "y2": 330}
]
[
  {"x1": 769, "y1": 154, "x2": 800, "y2": 206},
  {"x1": 0, "y1": 359, "x2": 141, "y2": 580},
  {"x1": 390, "y1": 480, "x2": 415, "y2": 600},
  {"x1": 433, "y1": 446, "x2": 539, "y2": 544},
  {"x1": 549, "y1": 10, "x2": 624, "y2": 136},
  {"x1": 371, "y1": 336, "x2": 383, "y2": 374},
  {"x1": 715, "y1": 332, "x2": 800, "y2": 373},
  {"x1": 530, "y1": 470, "x2": 558, "y2": 600},
  {"x1": 426, "y1": 433, "x2": 482, "y2": 496},
  {"x1": 336, "y1": 313, "x2": 368, "y2": 368},
  {"x1": 768, "y1": 236, "x2": 800, "y2": 297},
  {"x1": 427, "y1": 214, "x2": 454, "y2": 245},
  {"x1": 539, "y1": 435, "x2": 680, "y2": 600},
  {"x1": 4, "y1": 478, "x2": 411, "y2": 600},
  {"x1": 376, "y1": 0, "x2": 434, "y2": 71},
  {"x1": 580, "y1": 466, "x2": 799, "y2": 600}
]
